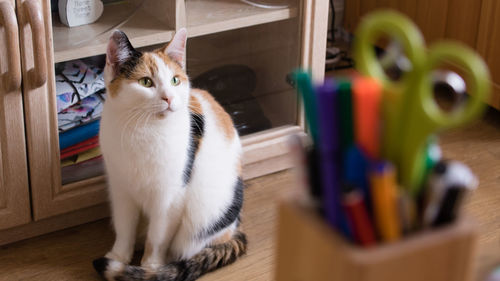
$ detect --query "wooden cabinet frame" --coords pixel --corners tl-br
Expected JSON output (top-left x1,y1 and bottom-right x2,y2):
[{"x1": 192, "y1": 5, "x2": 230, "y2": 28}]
[{"x1": 1, "y1": 0, "x2": 328, "y2": 244}]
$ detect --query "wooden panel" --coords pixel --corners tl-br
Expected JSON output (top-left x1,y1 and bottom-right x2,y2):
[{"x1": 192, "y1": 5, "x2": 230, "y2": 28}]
[
  {"x1": 360, "y1": 0, "x2": 378, "y2": 17},
  {"x1": 0, "y1": 0, "x2": 30, "y2": 230},
  {"x1": 276, "y1": 201, "x2": 477, "y2": 281},
  {"x1": 19, "y1": 0, "x2": 109, "y2": 220},
  {"x1": 298, "y1": 0, "x2": 328, "y2": 84},
  {"x1": 343, "y1": 0, "x2": 360, "y2": 32},
  {"x1": 143, "y1": 0, "x2": 186, "y2": 29},
  {"x1": 377, "y1": 0, "x2": 399, "y2": 10},
  {"x1": 477, "y1": 0, "x2": 500, "y2": 109},
  {"x1": 346, "y1": 0, "x2": 481, "y2": 46},
  {"x1": 53, "y1": 0, "x2": 175, "y2": 63},
  {"x1": 0, "y1": 203, "x2": 109, "y2": 246},
  {"x1": 186, "y1": 0, "x2": 298, "y2": 38},
  {"x1": 398, "y1": 0, "x2": 417, "y2": 19},
  {"x1": 444, "y1": 0, "x2": 482, "y2": 48},
  {"x1": 415, "y1": 0, "x2": 449, "y2": 43}
]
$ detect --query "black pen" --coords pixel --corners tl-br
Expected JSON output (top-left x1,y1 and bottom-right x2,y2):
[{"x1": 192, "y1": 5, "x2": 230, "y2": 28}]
[{"x1": 423, "y1": 160, "x2": 478, "y2": 227}]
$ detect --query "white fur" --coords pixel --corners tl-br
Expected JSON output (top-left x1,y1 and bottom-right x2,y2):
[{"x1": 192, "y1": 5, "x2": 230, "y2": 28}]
[{"x1": 100, "y1": 39, "x2": 241, "y2": 268}]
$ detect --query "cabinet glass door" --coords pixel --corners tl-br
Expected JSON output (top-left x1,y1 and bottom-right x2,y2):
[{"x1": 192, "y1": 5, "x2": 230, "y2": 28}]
[{"x1": 25, "y1": 0, "x2": 306, "y2": 220}]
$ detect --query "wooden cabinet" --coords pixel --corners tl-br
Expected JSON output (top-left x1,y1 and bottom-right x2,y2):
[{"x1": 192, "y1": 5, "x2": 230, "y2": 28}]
[
  {"x1": 18, "y1": 0, "x2": 108, "y2": 221},
  {"x1": 344, "y1": 0, "x2": 500, "y2": 109},
  {"x1": 0, "y1": 0, "x2": 30, "y2": 230},
  {"x1": 0, "y1": 0, "x2": 329, "y2": 244},
  {"x1": 477, "y1": 0, "x2": 500, "y2": 109},
  {"x1": 345, "y1": 0, "x2": 483, "y2": 48}
]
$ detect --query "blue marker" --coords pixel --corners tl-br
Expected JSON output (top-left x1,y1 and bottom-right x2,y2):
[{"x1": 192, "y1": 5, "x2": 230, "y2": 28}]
[{"x1": 344, "y1": 145, "x2": 372, "y2": 214}]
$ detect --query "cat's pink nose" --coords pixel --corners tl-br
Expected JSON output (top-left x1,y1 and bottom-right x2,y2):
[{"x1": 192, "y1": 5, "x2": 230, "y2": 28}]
[{"x1": 162, "y1": 97, "x2": 171, "y2": 106}]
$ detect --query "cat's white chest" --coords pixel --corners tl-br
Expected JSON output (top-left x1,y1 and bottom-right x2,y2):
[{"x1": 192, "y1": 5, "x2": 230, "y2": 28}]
[{"x1": 100, "y1": 109, "x2": 190, "y2": 193}]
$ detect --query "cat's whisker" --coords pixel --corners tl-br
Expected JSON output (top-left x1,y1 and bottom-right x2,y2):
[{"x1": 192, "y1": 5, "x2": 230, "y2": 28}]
[{"x1": 120, "y1": 109, "x2": 144, "y2": 149}]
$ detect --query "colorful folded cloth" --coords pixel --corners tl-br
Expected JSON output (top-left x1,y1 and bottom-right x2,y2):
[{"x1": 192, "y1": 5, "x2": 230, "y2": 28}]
[
  {"x1": 61, "y1": 147, "x2": 101, "y2": 167},
  {"x1": 55, "y1": 60, "x2": 105, "y2": 113},
  {"x1": 59, "y1": 119, "x2": 100, "y2": 150},
  {"x1": 58, "y1": 91, "x2": 106, "y2": 133},
  {"x1": 60, "y1": 136, "x2": 99, "y2": 159}
]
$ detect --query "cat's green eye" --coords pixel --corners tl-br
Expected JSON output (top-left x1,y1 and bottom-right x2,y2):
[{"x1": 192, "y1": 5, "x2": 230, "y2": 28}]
[
  {"x1": 171, "y1": 76, "x2": 181, "y2": 86},
  {"x1": 138, "y1": 77, "x2": 154, "y2": 88}
]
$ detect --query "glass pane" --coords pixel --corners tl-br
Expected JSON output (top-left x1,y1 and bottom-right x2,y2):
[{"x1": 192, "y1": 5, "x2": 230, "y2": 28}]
[
  {"x1": 187, "y1": 18, "x2": 300, "y2": 135},
  {"x1": 55, "y1": 55, "x2": 106, "y2": 185},
  {"x1": 54, "y1": 0, "x2": 302, "y2": 184}
]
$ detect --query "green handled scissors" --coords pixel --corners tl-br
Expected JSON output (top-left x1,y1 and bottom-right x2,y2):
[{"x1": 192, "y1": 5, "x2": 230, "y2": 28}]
[{"x1": 353, "y1": 10, "x2": 490, "y2": 194}]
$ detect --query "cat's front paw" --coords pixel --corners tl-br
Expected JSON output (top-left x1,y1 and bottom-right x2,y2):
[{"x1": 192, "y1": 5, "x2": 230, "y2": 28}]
[
  {"x1": 142, "y1": 262, "x2": 164, "y2": 272},
  {"x1": 105, "y1": 251, "x2": 130, "y2": 264},
  {"x1": 92, "y1": 257, "x2": 111, "y2": 277},
  {"x1": 93, "y1": 256, "x2": 127, "y2": 280}
]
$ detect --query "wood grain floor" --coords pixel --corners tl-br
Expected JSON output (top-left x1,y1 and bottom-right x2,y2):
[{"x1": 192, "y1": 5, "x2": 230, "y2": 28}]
[
  {"x1": 0, "y1": 109, "x2": 499, "y2": 281},
  {"x1": 0, "y1": 170, "x2": 292, "y2": 281}
]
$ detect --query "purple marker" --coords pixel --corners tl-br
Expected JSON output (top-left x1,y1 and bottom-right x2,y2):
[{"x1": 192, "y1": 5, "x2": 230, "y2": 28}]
[{"x1": 316, "y1": 79, "x2": 349, "y2": 236}]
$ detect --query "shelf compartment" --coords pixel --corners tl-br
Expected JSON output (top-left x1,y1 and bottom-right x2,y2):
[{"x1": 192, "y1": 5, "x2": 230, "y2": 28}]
[
  {"x1": 53, "y1": 0, "x2": 299, "y2": 62},
  {"x1": 186, "y1": 0, "x2": 299, "y2": 37},
  {"x1": 52, "y1": 1, "x2": 174, "y2": 63},
  {"x1": 187, "y1": 20, "x2": 300, "y2": 134}
]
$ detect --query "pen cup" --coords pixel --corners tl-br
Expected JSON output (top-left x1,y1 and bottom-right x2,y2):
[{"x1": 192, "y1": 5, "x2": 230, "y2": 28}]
[{"x1": 275, "y1": 201, "x2": 477, "y2": 281}]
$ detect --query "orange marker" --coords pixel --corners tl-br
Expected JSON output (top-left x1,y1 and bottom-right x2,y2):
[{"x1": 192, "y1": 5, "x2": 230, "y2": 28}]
[
  {"x1": 370, "y1": 162, "x2": 401, "y2": 242},
  {"x1": 352, "y1": 77, "x2": 382, "y2": 159}
]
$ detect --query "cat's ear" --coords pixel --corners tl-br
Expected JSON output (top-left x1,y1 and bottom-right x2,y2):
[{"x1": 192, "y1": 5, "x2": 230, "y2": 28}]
[
  {"x1": 106, "y1": 30, "x2": 138, "y2": 75},
  {"x1": 163, "y1": 28, "x2": 187, "y2": 68}
]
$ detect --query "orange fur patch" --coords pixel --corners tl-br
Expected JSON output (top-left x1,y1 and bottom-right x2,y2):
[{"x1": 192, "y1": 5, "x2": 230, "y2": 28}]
[
  {"x1": 236, "y1": 161, "x2": 242, "y2": 176},
  {"x1": 154, "y1": 49, "x2": 188, "y2": 82},
  {"x1": 189, "y1": 95, "x2": 203, "y2": 116},
  {"x1": 194, "y1": 89, "x2": 236, "y2": 141},
  {"x1": 210, "y1": 228, "x2": 234, "y2": 245},
  {"x1": 107, "y1": 53, "x2": 158, "y2": 98},
  {"x1": 107, "y1": 78, "x2": 122, "y2": 98},
  {"x1": 126, "y1": 53, "x2": 158, "y2": 80}
]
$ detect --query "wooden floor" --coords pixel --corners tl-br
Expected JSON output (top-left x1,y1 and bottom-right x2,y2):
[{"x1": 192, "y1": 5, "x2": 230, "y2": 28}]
[
  {"x1": 0, "y1": 110, "x2": 499, "y2": 281},
  {"x1": 441, "y1": 107, "x2": 500, "y2": 281},
  {"x1": 0, "y1": 170, "x2": 292, "y2": 281}
]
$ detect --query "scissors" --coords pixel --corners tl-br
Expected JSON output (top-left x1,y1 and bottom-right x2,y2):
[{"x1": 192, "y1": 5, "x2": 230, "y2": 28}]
[{"x1": 353, "y1": 10, "x2": 490, "y2": 194}]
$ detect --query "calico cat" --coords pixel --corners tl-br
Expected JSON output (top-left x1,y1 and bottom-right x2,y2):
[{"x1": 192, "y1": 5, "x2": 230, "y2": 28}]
[{"x1": 93, "y1": 28, "x2": 247, "y2": 281}]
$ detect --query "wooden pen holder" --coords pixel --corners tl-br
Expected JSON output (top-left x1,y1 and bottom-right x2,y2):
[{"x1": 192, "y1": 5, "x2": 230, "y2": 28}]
[{"x1": 275, "y1": 200, "x2": 477, "y2": 281}]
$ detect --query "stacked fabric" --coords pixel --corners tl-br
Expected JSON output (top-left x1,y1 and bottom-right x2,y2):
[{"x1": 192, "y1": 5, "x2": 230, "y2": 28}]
[{"x1": 56, "y1": 59, "x2": 106, "y2": 183}]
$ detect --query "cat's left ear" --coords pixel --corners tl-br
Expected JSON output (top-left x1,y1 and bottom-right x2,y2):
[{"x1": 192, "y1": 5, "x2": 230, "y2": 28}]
[{"x1": 163, "y1": 28, "x2": 187, "y2": 69}]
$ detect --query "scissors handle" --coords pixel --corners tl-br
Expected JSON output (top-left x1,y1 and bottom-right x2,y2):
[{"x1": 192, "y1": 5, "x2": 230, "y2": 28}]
[
  {"x1": 420, "y1": 42, "x2": 491, "y2": 127},
  {"x1": 353, "y1": 10, "x2": 426, "y2": 87},
  {"x1": 353, "y1": 11, "x2": 427, "y2": 164},
  {"x1": 400, "y1": 42, "x2": 490, "y2": 194}
]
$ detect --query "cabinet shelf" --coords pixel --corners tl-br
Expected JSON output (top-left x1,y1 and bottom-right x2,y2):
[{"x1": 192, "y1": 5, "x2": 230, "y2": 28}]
[
  {"x1": 186, "y1": 0, "x2": 298, "y2": 37},
  {"x1": 52, "y1": 0, "x2": 298, "y2": 63},
  {"x1": 52, "y1": 3, "x2": 174, "y2": 63}
]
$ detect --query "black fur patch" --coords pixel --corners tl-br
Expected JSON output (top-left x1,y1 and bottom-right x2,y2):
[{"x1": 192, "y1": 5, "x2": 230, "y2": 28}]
[
  {"x1": 112, "y1": 232, "x2": 247, "y2": 281},
  {"x1": 115, "y1": 265, "x2": 145, "y2": 281},
  {"x1": 183, "y1": 113, "x2": 205, "y2": 185},
  {"x1": 110, "y1": 30, "x2": 143, "y2": 79},
  {"x1": 92, "y1": 257, "x2": 110, "y2": 278},
  {"x1": 201, "y1": 177, "x2": 244, "y2": 237}
]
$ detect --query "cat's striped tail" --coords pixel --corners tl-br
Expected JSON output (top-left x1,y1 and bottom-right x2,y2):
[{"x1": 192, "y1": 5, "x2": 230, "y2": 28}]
[{"x1": 93, "y1": 231, "x2": 247, "y2": 281}]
